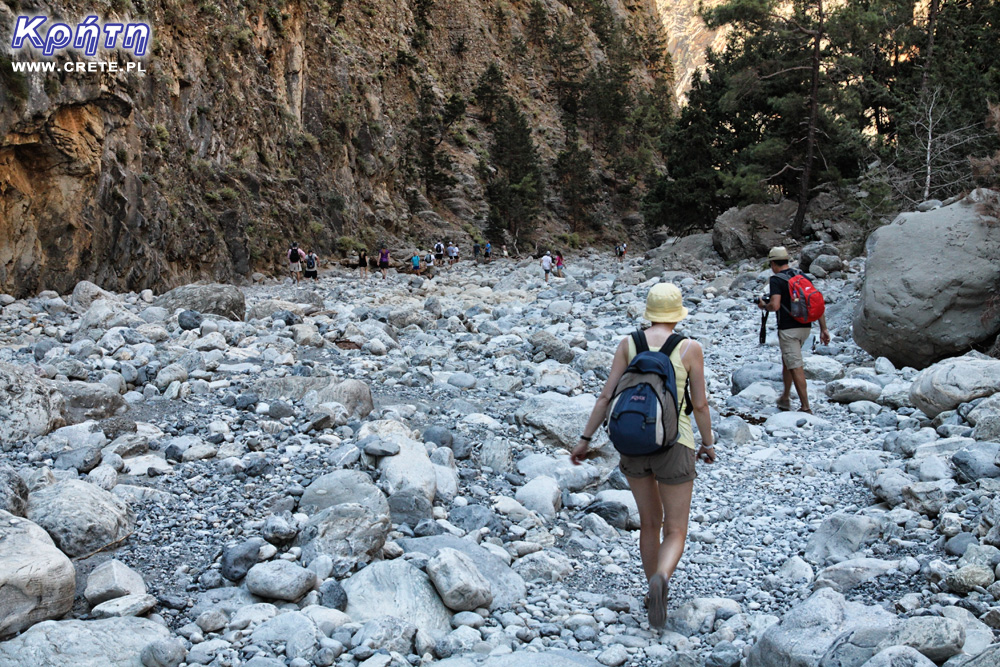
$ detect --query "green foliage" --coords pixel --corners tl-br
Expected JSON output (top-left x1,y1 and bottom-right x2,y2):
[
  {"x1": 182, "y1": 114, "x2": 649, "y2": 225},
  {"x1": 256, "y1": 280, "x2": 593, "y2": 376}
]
[
  {"x1": 647, "y1": 0, "x2": 1000, "y2": 233},
  {"x1": 395, "y1": 49, "x2": 419, "y2": 69},
  {"x1": 116, "y1": 148, "x2": 129, "y2": 165},
  {"x1": 483, "y1": 95, "x2": 545, "y2": 244},
  {"x1": 0, "y1": 54, "x2": 28, "y2": 104},
  {"x1": 336, "y1": 235, "x2": 366, "y2": 255},
  {"x1": 43, "y1": 75, "x2": 60, "y2": 97},
  {"x1": 555, "y1": 232, "x2": 582, "y2": 249},
  {"x1": 473, "y1": 63, "x2": 506, "y2": 122},
  {"x1": 410, "y1": 86, "x2": 466, "y2": 197},
  {"x1": 527, "y1": 0, "x2": 549, "y2": 44},
  {"x1": 555, "y1": 131, "x2": 598, "y2": 232}
]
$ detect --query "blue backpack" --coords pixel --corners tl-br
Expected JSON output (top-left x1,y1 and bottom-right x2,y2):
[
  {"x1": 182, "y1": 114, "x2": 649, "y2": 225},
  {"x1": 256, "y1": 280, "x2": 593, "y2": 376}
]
[{"x1": 606, "y1": 330, "x2": 693, "y2": 457}]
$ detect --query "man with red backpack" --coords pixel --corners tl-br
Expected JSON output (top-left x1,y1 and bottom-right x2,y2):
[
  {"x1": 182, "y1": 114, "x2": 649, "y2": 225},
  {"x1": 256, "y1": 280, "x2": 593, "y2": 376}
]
[{"x1": 757, "y1": 246, "x2": 830, "y2": 414}]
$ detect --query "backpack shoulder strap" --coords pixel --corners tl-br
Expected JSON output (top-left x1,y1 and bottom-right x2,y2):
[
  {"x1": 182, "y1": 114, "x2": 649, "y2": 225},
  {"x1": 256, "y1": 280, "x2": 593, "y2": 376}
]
[
  {"x1": 630, "y1": 329, "x2": 649, "y2": 355},
  {"x1": 660, "y1": 333, "x2": 686, "y2": 359},
  {"x1": 661, "y1": 334, "x2": 695, "y2": 415}
]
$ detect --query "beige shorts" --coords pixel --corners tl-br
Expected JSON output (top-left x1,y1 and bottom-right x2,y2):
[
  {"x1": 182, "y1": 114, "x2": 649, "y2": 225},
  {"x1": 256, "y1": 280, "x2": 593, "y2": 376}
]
[
  {"x1": 619, "y1": 444, "x2": 697, "y2": 485},
  {"x1": 778, "y1": 327, "x2": 811, "y2": 369}
]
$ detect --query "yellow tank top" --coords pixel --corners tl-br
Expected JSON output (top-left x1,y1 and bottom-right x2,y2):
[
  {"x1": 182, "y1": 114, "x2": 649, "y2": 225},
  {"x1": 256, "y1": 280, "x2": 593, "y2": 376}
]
[{"x1": 626, "y1": 336, "x2": 696, "y2": 450}]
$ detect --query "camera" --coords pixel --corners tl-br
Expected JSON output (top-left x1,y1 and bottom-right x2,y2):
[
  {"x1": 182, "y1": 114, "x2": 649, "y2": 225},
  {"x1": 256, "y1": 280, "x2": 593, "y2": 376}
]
[{"x1": 750, "y1": 294, "x2": 768, "y2": 304}]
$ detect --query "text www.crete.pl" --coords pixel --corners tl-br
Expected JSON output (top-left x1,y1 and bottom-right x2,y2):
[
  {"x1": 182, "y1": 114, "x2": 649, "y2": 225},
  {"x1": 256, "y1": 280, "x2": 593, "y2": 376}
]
[{"x1": 9, "y1": 60, "x2": 147, "y2": 73}]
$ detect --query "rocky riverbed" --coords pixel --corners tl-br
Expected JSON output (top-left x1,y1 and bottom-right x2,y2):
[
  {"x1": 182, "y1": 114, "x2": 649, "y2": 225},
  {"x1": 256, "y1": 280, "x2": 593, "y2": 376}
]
[{"x1": 1, "y1": 242, "x2": 999, "y2": 667}]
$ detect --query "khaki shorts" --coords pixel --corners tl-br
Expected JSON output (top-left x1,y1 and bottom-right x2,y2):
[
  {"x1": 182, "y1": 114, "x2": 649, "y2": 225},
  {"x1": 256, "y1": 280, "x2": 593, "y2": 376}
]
[
  {"x1": 619, "y1": 445, "x2": 697, "y2": 485},
  {"x1": 778, "y1": 327, "x2": 811, "y2": 369}
]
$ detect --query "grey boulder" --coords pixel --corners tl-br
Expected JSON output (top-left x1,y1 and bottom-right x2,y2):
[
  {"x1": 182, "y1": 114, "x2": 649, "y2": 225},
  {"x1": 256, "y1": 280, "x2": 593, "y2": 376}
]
[
  {"x1": 909, "y1": 357, "x2": 1000, "y2": 419},
  {"x1": 244, "y1": 560, "x2": 317, "y2": 602},
  {"x1": 426, "y1": 547, "x2": 493, "y2": 611},
  {"x1": 26, "y1": 480, "x2": 134, "y2": 558},
  {"x1": 0, "y1": 511, "x2": 76, "y2": 639},
  {"x1": 342, "y1": 559, "x2": 452, "y2": 639},
  {"x1": 748, "y1": 588, "x2": 898, "y2": 667},
  {"x1": 853, "y1": 194, "x2": 1000, "y2": 369},
  {"x1": 0, "y1": 617, "x2": 169, "y2": 666},
  {"x1": 0, "y1": 363, "x2": 65, "y2": 443},
  {"x1": 153, "y1": 283, "x2": 245, "y2": 320}
]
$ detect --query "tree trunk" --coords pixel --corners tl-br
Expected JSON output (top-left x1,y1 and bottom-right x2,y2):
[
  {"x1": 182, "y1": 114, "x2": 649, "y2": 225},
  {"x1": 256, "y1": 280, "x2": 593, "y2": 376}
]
[{"x1": 792, "y1": 1, "x2": 824, "y2": 239}]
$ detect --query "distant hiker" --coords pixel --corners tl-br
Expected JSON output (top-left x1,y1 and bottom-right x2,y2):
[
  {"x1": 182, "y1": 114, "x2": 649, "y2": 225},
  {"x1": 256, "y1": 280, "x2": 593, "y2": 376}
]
[
  {"x1": 484, "y1": 242, "x2": 492, "y2": 261},
  {"x1": 571, "y1": 283, "x2": 715, "y2": 629},
  {"x1": 502, "y1": 244, "x2": 509, "y2": 258},
  {"x1": 757, "y1": 246, "x2": 830, "y2": 414},
  {"x1": 615, "y1": 242, "x2": 627, "y2": 263},
  {"x1": 434, "y1": 241, "x2": 445, "y2": 266},
  {"x1": 540, "y1": 251, "x2": 553, "y2": 282},
  {"x1": 303, "y1": 250, "x2": 319, "y2": 281},
  {"x1": 448, "y1": 242, "x2": 459, "y2": 264},
  {"x1": 378, "y1": 245, "x2": 391, "y2": 280},
  {"x1": 473, "y1": 241, "x2": 481, "y2": 262},
  {"x1": 554, "y1": 251, "x2": 565, "y2": 278},
  {"x1": 357, "y1": 248, "x2": 369, "y2": 280},
  {"x1": 411, "y1": 251, "x2": 422, "y2": 275},
  {"x1": 425, "y1": 250, "x2": 435, "y2": 267},
  {"x1": 288, "y1": 243, "x2": 305, "y2": 284}
]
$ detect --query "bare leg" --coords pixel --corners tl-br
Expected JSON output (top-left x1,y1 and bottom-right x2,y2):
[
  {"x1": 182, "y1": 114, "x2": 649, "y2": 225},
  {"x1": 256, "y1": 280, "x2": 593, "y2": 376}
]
[
  {"x1": 779, "y1": 363, "x2": 792, "y2": 404},
  {"x1": 789, "y1": 366, "x2": 810, "y2": 411},
  {"x1": 655, "y1": 480, "x2": 694, "y2": 580},
  {"x1": 626, "y1": 474, "x2": 663, "y2": 581}
]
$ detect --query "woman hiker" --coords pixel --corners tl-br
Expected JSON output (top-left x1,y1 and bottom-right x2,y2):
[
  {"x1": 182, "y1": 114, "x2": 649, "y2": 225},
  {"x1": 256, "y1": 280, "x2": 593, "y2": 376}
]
[
  {"x1": 378, "y1": 245, "x2": 390, "y2": 280},
  {"x1": 357, "y1": 247, "x2": 369, "y2": 281},
  {"x1": 571, "y1": 283, "x2": 716, "y2": 628}
]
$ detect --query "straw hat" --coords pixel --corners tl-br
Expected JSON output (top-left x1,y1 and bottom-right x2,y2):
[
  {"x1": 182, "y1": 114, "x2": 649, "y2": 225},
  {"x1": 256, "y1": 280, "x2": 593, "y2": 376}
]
[{"x1": 644, "y1": 283, "x2": 688, "y2": 323}]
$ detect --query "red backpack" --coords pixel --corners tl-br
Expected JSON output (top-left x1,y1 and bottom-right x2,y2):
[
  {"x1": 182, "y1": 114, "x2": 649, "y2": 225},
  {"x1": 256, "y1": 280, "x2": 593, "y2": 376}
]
[{"x1": 777, "y1": 270, "x2": 825, "y2": 324}]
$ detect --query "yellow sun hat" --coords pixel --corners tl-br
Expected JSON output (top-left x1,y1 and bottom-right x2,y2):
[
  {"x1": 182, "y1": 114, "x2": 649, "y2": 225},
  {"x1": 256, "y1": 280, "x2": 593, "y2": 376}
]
[{"x1": 643, "y1": 283, "x2": 688, "y2": 323}]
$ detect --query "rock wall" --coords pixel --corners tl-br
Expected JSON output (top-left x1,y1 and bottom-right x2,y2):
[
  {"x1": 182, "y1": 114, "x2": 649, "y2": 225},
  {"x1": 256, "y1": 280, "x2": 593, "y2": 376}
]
[{"x1": 0, "y1": 0, "x2": 680, "y2": 298}]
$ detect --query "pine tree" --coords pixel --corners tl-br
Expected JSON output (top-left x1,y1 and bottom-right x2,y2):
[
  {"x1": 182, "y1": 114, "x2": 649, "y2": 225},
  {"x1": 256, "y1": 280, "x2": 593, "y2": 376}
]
[
  {"x1": 484, "y1": 95, "x2": 545, "y2": 244},
  {"x1": 555, "y1": 127, "x2": 598, "y2": 231}
]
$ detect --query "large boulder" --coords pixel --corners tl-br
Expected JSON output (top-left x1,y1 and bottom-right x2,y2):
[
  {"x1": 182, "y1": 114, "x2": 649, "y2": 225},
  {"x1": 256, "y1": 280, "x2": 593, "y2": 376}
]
[
  {"x1": 853, "y1": 193, "x2": 1000, "y2": 369},
  {"x1": 256, "y1": 377, "x2": 373, "y2": 418},
  {"x1": 153, "y1": 283, "x2": 245, "y2": 321},
  {"x1": 342, "y1": 559, "x2": 452, "y2": 639},
  {"x1": 747, "y1": 588, "x2": 898, "y2": 667},
  {"x1": 298, "y1": 470, "x2": 388, "y2": 516},
  {"x1": 909, "y1": 356, "x2": 1000, "y2": 419},
  {"x1": 805, "y1": 512, "x2": 892, "y2": 565},
  {"x1": 0, "y1": 363, "x2": 65, "y2": 443},
  {"x1": 399, "y1": 535, "x2": 526, "y2": 610},
  {"x1": 50, "y1": 381, "x2": 128, "y2": 424},
  {"x1": 712, "y1": 200, "x2": 796, "y2": 261},
  {"x1": 26, "y1": 480, "x2": 134, "y2": 558},
  {"x1": 70, "y1": 280, "x2": 117, "y2": 313},
  {"x1": 377, "y1": 436, "x2": 437, "y2": 503},
  {"x1": 426, "y1": 547, "x2": 493, "y2": 611},
  {"x1": 0, "y1": 617, "x2": 170, "y2": 666},
  {"x1": 0, "y1": 511, "x2": 76, "y2": 639},
  {"x1": 514, "y1": 392, "x2": 610, "y2": 452},
  {"x1": 295, "y1": 503, "x2": 390, "y2": 569}
]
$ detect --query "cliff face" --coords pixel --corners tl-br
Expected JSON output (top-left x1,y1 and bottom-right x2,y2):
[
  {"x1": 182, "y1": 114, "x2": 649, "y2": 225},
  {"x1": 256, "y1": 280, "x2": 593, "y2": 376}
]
[
  {"x1": 654, "y1": 0, "x2": 724, "y2": 100},
  {"x1": 1, "y1": 0, "x2": 674, "y2": 297}
]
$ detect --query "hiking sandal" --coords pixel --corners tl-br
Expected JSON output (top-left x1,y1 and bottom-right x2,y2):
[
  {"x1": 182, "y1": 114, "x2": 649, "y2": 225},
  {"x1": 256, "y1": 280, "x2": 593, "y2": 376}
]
[{"x1": 776, "y1": 398, "x2": 792, "y2": 412}]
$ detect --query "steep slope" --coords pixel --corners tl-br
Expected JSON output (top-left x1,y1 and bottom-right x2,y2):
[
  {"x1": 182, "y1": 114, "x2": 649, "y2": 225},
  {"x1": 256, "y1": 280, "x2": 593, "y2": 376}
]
[
  {"x1": 0, "y1": 0, "x2": 672, "y2": 297},
  {"x1": 654, "y1": 0, "x2": 725, "y2": 100}
]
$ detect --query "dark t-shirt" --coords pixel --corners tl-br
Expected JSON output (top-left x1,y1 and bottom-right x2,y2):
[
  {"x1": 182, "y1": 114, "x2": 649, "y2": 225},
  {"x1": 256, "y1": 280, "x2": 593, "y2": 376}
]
[{"x1": 769, "y1": 268, "x2": 810, "y2": 331}]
